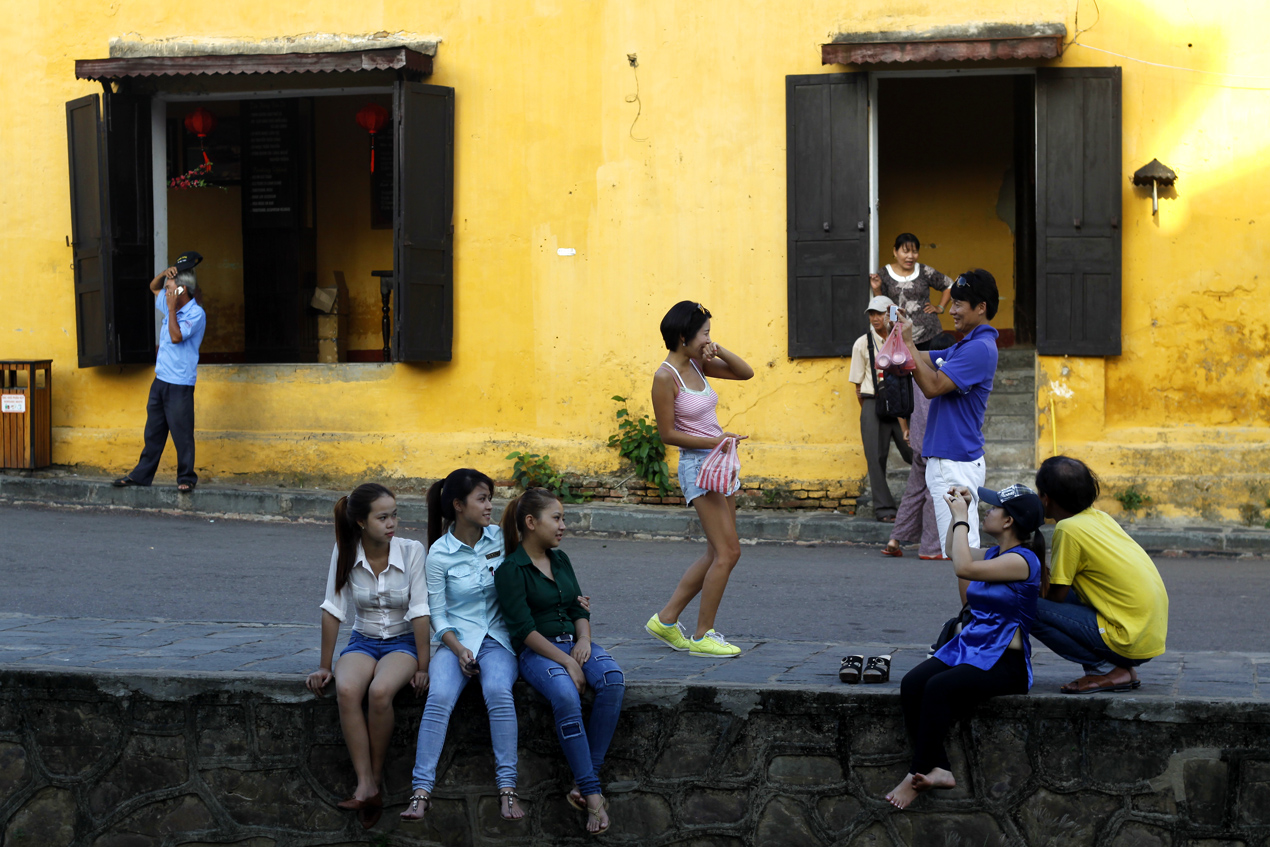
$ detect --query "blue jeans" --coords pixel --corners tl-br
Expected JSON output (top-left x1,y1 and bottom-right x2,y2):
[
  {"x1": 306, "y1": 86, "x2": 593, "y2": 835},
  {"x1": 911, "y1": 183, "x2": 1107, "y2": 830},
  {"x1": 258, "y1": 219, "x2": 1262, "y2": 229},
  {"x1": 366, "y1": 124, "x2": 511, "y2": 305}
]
[
  {"x1": 518, "y1": 635, "x2": 625, "y2": 797},
  {"x1": 411, "y1": 636, "x2": 519, "y2": 791},
  {"x1": 1032, "y1": 592, "x2": 1151, "y2": 676}
]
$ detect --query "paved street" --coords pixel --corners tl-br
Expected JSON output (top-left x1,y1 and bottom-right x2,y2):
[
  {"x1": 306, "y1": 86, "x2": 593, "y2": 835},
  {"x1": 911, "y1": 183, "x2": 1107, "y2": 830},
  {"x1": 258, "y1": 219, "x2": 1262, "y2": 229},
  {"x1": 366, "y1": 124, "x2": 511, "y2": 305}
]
[{"x1": 2, "y1": 502, "x2": 1268, "y2": 698}]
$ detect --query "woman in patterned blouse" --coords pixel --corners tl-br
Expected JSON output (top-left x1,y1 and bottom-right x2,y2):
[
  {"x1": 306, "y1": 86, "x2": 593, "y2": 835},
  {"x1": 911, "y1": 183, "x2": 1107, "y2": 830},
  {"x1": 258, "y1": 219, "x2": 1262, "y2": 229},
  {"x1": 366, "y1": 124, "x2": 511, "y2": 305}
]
[{"x1": 870, "y1": 232, "x2": 954, "y2": 350}]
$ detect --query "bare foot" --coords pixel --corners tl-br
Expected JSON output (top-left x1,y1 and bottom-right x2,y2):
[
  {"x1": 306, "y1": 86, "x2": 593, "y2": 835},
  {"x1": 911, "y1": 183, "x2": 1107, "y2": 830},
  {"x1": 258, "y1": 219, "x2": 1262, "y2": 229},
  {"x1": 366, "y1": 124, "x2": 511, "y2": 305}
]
[
  {"x1": 885, "y1": 774, "x2": 919, "y2": 809},
  {"x1": 400, "y1": 789, "x2": 431, "y2": 821},
  {"x1": 912, "y1": 767, "x2": 956, "y2": 792},
  {"x1": 585, "y1": 794, "x2": 610, "y2": 834},
  {"x1": 499, "y1": 789, "x2": 525, "y2": 821}
]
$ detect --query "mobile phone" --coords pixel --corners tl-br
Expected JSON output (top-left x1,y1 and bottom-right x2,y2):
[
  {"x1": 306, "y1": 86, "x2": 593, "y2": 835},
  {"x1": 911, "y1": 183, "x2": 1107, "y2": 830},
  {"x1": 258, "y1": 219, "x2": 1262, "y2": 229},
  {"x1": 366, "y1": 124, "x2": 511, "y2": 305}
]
[
  {"x1": 175, "y1": 286, "x2": 185, "y2": 296},
  {"x1": 888, "y1": 305, "x2": 899, "y2": 322},
  {"x1": 467, "y1": 660, "x2": 480, "y2": 674}
]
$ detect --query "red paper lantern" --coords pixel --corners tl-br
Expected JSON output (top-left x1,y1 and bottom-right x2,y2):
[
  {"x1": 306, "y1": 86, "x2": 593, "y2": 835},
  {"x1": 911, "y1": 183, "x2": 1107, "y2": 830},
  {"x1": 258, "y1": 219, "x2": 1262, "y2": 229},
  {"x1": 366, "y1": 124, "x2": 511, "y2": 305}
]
[
  {"x1": 355, "y1": 103, "x2": 390, "y2": 173},
  {"x1": 183, "y1": 107, "x2": 218, "y2": 164}
]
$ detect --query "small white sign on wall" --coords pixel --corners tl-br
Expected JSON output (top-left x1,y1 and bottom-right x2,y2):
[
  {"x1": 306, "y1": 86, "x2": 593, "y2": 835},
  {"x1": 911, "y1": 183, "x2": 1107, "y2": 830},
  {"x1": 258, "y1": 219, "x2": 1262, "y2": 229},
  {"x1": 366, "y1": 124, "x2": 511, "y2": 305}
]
[{"x1": 2, "y1": 394, "x2": 25, "y2": 413}]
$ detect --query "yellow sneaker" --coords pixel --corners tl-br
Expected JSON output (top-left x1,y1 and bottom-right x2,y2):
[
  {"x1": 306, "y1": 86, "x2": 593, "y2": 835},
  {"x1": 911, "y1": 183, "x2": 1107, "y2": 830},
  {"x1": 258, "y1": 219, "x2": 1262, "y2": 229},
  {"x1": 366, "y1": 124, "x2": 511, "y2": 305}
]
[
  {"x1": 688, "y1": 629, "x2": 742, "y2": 658},
  {"x1": 645, "y1": 614, "x2": 690, "y2": 651}
]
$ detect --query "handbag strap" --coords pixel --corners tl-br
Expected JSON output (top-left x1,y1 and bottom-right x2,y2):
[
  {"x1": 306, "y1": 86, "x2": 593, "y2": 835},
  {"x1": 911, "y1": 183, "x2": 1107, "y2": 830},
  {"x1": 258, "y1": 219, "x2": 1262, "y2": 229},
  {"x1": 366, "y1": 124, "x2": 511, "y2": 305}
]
[{"x1": 866, "y1": 332, "x2": 881, "y2": 394}]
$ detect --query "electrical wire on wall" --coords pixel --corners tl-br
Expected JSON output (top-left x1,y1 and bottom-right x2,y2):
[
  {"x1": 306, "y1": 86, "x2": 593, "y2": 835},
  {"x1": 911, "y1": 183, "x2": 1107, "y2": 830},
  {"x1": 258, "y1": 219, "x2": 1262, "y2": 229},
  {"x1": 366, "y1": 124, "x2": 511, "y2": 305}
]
[{"x1": 625, "y1": 53, "x2": 649, "y2": 142}]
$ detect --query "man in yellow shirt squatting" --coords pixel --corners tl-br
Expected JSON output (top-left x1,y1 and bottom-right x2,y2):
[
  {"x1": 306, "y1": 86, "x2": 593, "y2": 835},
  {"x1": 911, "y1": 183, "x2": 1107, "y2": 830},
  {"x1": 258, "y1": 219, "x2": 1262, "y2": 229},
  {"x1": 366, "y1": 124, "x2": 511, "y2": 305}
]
[{"x1": 1031, "y1": 456, "x2": 1170, "y2": 694}]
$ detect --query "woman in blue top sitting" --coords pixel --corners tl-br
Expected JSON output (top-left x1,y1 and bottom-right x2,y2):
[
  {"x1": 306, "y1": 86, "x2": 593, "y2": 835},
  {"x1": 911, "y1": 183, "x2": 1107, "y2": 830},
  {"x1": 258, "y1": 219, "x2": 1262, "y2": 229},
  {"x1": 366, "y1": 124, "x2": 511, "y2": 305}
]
[
  {"x1": 887, "y1": 483, "x2": 1047, "y2": 810},
  {"x1": 400, "y1": 469, "x2": 526, "y2": 825}
]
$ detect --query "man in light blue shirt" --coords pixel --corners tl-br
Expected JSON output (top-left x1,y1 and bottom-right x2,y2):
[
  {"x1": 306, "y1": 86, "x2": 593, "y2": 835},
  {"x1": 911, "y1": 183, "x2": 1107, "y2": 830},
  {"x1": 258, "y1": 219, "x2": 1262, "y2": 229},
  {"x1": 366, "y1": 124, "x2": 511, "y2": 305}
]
[{"x1": 114, "y1": 252, "x2": 207, "y2": 493}]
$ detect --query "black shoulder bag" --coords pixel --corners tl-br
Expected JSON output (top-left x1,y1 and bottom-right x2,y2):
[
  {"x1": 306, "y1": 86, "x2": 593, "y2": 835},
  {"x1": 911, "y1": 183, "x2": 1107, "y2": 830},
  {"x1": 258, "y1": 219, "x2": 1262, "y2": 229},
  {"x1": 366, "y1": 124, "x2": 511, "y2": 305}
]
[{"x1": 867, "y1": 332, "x2": 914, "y2": 422}]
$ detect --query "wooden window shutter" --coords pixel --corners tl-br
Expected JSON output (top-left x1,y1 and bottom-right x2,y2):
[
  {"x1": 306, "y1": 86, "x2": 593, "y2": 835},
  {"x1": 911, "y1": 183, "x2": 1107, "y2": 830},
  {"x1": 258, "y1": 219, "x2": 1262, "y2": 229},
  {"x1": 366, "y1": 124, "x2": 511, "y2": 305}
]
[
  {"x1": 103, "y1": 90, "x2": 156, "y2": 364},
  {"x1": 1036, "y1": 67, "x2": 1123, "y2": 356},
  {"x1": 393, "y1": 82, "x2": 455, "y2": 362},
  {"x1": 66, "y1": 94, "x2": 113, "y2": 368},
  {"x1": 785, "y1": 73, "x2": 870, "y2": 358}
]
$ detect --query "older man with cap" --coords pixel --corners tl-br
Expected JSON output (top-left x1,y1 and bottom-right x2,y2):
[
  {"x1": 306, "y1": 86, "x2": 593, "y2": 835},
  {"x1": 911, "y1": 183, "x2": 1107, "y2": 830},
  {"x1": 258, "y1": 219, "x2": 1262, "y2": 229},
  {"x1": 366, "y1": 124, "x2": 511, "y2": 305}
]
[
  {"x1": 113, "y1": 251, "x2": 207, "y2": 493},
  {"x1": 897, "y1": 269, "x2": 1000, "y2": 552},
  {"x1": 848, "y1": 295, "x2": 913, "y2": 522}
]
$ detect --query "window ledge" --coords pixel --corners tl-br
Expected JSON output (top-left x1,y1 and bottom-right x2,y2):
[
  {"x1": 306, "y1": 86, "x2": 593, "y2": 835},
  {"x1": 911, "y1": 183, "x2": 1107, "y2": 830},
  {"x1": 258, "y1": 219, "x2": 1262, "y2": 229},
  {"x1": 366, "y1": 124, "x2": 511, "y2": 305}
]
[{"x1": 822, "y1": 22, "x2": 1065, "y2": 65}]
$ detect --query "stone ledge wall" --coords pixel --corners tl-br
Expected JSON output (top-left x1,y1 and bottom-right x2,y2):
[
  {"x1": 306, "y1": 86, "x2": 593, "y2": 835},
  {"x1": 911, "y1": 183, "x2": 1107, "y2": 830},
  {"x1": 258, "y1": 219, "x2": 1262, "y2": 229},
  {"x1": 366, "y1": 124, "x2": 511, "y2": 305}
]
[
  {"x1": 1, "y1": 667, "x2": 1268, "y2": 846},
  {"x1": 497, "y1": 477, "x2": 862, "y2": 512}
]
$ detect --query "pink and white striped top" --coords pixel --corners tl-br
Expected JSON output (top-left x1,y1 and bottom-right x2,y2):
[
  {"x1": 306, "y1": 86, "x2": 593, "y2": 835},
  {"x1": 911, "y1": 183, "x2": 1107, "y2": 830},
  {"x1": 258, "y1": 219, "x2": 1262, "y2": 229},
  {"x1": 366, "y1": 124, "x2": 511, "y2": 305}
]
[{"x1": 658, "y1": 360, "x2": 723, "y2": 439}]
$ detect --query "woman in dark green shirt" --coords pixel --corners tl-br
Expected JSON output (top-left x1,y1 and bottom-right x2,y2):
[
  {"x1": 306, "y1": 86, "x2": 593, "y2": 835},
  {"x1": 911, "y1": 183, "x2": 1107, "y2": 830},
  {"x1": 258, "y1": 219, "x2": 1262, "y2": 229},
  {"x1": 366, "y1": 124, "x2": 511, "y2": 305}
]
[{"x1": 494, "y1": 488, "x2": 625, "y2": 836}]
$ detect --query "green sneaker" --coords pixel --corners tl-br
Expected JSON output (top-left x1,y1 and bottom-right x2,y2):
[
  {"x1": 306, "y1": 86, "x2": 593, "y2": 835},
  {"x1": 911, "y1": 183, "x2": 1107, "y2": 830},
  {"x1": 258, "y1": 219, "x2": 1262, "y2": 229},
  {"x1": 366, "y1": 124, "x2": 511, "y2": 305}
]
[
  {"x1": 688, "y1": 629, "x2": 742, "y2": 658},
  {"x1": 645, "y1": 614, "x2": 690, "y2": 651}
]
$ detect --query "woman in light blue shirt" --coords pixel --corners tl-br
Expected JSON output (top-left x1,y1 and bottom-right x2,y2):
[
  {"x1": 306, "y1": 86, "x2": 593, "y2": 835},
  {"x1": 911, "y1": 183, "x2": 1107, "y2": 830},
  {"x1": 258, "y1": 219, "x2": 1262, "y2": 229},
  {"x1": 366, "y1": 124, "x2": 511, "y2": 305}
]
[{"x1": 400, "y1": 468, "x2": 525, "y2": 825}]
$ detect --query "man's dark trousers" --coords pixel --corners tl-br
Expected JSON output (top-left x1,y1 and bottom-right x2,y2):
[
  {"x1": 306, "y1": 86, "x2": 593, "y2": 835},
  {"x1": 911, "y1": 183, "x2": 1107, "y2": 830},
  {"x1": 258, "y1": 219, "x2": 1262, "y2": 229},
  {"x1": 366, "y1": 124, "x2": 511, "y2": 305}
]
[{"x1": 127, "y1": 378, "x2": 197, "y2": 486}]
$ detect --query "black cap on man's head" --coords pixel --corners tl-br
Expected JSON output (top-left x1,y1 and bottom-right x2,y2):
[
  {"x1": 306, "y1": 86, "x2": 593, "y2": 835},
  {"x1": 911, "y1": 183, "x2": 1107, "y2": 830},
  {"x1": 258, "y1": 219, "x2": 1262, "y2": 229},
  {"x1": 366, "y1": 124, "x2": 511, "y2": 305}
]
[
  {"x1": 950, "y1": 269, "x2": 999, "y2": 320},
  {"x1": 173, "y1": 251, "x2": 203, "y2": 272}
]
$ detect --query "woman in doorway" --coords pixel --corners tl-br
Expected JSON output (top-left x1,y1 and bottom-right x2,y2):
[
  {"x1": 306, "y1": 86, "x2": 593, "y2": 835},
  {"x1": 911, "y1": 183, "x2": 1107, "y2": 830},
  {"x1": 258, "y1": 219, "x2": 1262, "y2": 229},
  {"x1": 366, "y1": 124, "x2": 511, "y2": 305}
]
[
  {"x1": 496, "y1": 488, "x2": 626, "y2": 836},
  {"x1": 886, "y1": 483, "x2": 1046, "y2": 810},
  {"x1": 870, "y1": 232, "x2": 954, "y2": 350},
  {"x1": 400, "y1": 469, "x2": 526, "y2": 826},
  {"x1": 645, "y1": 301, "x2": 755, "y2": 658},
  {"x1": 305, "y1": 483, "x2": 430, "y2": 830}
]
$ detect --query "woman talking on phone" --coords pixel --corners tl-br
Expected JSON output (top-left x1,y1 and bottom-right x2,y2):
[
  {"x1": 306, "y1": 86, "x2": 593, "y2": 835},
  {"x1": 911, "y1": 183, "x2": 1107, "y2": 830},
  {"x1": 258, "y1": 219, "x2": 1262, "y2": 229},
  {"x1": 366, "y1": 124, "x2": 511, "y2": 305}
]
[
  {"x1": 400, "y1": 469, "x2": 526, "y2": 825},
  {"x1": 644, "y1": 301, "x2": 755, "y2": 658}
]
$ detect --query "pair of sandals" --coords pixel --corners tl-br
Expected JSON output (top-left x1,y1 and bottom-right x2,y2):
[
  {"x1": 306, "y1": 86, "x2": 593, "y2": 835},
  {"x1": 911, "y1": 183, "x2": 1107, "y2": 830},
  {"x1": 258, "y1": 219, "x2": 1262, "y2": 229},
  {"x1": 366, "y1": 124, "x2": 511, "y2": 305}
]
[
  {"x1": 567, "y1": 788, "x2": 611, "y2": 836},
  {"x1": 839, "y1": 654, "x2": 891, "y2": 684},
  {"x1": 400, "y1": 789, "x2": 527, "y2": 826},
  {"x1": 113, "y1": 476, "x2": 196, "y2": 493}
]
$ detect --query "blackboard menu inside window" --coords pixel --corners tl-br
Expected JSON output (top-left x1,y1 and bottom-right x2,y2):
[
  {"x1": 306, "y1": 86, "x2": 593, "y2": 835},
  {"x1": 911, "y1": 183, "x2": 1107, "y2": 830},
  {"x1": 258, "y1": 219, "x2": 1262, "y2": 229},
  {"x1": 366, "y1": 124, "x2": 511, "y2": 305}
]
[
  {"x1": 243, "y1": 99, "x2": 299, "y2": 229},
  {"x1": 371, "y1": 126, "x2": 395, "y2": 230}
]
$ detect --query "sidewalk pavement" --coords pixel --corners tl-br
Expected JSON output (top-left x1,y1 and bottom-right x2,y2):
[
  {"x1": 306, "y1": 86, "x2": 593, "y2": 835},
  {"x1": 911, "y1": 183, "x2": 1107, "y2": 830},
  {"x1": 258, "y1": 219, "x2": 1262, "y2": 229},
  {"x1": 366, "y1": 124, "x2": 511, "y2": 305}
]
[
  {"x1": 1, "y1": 612, "x2": 1264, "y2": 702},
  {"x1": 3, "y1": 471, "x2": 1269, "y2": 556}
]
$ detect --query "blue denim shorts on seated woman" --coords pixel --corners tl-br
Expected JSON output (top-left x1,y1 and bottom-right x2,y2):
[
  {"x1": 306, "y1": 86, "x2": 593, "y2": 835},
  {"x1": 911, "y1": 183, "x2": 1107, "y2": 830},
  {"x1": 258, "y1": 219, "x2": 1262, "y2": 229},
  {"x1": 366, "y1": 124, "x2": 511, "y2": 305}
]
[
  {"x1": 340, "y1": 629, "x2": 418, "y2": 661},
  {"x1": 677, "y1": 447, "x2": 741, "y2": 505}
]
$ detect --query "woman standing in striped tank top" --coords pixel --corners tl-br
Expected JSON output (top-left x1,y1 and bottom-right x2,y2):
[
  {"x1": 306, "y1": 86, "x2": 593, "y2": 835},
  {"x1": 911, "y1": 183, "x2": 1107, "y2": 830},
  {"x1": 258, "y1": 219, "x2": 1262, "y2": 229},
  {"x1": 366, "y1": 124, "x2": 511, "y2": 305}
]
[{"x1": 644, "y1": 301, "x2": 754, "y2": 658}]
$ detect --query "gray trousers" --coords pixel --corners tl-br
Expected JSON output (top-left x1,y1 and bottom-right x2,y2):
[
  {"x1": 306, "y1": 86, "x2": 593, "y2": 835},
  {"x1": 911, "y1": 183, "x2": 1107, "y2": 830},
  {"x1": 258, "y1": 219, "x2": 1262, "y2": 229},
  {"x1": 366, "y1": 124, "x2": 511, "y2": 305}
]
[{"x1": 859, "y1": 398, "x2": 912, "y2": 518}]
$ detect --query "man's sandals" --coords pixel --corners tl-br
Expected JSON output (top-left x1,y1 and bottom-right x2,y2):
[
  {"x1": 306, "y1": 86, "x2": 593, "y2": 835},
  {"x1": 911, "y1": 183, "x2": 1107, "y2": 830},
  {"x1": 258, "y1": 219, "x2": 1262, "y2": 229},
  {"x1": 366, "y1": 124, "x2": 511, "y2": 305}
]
[{"x1": 1061, "y1": 668, "x2": 1141, "y2": 694}]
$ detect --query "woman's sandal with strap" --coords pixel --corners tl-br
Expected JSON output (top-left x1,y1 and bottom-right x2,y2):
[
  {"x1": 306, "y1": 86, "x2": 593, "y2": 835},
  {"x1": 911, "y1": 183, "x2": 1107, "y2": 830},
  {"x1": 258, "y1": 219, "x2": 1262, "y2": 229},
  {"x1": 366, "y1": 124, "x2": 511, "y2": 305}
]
[
  {"x1": 399, "y1": 790, "x2": 431, "y2": 822},
  {"x1": 586, "y1": 796, "x2": 610, "y2": 836},
  {"x1": 839, "y1": 655, "x2": 864, "y2": 684},
  {"x1": 499, "y1": 789, "x2": 526, "y2": 822}
]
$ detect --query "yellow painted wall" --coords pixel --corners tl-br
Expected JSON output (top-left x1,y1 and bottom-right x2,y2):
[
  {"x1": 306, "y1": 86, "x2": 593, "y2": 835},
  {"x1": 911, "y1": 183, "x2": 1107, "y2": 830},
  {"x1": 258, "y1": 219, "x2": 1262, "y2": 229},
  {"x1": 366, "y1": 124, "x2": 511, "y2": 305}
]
[
  {"x1": 877, "y1": 75, "x2": 1016, "y2": 333},
  {"x1": 1, "y1": 0, "x2": 1267, "y2": 519}
]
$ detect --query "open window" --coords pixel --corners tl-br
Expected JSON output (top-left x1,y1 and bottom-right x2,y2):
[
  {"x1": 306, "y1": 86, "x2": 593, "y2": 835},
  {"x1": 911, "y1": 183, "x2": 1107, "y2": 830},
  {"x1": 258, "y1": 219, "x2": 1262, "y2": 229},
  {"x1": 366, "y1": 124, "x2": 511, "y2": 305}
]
[
  {"x1": 67, "y1": 49, "x2": 454, "y2": 366},
  {"x1": 784, "y1": 64, "x2": 1122, "y2": 359}
]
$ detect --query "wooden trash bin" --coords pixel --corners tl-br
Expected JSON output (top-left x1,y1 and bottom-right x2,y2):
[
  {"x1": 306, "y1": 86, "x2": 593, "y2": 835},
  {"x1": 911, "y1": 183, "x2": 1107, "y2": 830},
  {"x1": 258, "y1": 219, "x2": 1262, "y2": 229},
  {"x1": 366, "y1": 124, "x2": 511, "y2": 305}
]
[{"x1": 1, "y1": 360, "x2": 52, "y2": 469}]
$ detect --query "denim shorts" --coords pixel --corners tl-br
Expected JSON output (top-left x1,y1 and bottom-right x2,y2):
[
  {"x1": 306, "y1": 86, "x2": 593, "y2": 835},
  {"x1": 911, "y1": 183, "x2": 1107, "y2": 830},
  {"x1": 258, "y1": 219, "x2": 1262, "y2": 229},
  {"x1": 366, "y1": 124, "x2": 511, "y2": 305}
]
[
  {"x1": 340, "y1": 629, "x2": 418, "y2": 661},
  {"x1": 678, "y1": 447, "x2": 740, "y2": 505}
]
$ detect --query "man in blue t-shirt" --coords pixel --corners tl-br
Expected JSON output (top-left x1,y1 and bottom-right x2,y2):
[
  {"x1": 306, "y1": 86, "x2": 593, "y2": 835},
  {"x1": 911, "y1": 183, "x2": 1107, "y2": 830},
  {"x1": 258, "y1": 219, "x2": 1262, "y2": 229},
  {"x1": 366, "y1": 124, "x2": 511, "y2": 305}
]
[
  {"x1": 898, "y1": 269, "x2": 999, "y2": 554},
  {"x1": 113, "y1": 251, "x2": 208, "y2": 493}
]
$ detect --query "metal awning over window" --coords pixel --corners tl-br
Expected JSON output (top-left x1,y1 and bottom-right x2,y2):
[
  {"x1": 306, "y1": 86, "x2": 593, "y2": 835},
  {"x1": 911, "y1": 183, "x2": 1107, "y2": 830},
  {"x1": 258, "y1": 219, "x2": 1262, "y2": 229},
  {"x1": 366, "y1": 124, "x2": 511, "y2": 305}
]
[
  {"x1": 75, "y1": 47, "x2": 432, "y2": 82},
  {"x1": 822, "y1": 23, "x2": 1065, "y2": 65}
]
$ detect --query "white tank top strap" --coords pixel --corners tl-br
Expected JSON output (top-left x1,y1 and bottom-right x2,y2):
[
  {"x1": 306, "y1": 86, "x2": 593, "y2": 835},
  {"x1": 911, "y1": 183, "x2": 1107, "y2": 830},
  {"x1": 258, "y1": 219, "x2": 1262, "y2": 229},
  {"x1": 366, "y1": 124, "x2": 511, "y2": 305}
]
[
  {"x1": 690, "y1": 359, "x2": 709, "y2": 385},
  {"x1": 657, "y1": 361, "x2": 687, "y2": 389}
]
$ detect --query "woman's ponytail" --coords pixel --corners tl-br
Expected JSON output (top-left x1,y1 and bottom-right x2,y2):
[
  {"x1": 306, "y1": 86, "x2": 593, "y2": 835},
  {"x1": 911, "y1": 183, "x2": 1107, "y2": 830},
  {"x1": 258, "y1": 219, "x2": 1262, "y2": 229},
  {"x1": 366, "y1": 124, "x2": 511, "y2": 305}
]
[
  {"x1": 501, "y1": 494, "x2": 524, "y2": 555},
  {"x1": 1021, "y1": 527, "x2": 1049, "y2": 596},
  {"x1": 333, "y1": 484, "x2": 394, "y2": 592},
  {"x1": 426, "y1": 479, "x2": 446, "y2": 548}
]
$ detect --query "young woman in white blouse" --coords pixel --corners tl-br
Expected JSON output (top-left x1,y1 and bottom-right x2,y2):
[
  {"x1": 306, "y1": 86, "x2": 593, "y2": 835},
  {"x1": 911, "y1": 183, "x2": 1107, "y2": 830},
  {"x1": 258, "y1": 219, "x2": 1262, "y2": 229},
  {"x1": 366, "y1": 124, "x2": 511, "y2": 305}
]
[
  {"x1": 400, "y1": 468, "x2": 527, "y2": 825},
  {"x1": 305, "y1": 483, "x2": 430, "y2": 829}
]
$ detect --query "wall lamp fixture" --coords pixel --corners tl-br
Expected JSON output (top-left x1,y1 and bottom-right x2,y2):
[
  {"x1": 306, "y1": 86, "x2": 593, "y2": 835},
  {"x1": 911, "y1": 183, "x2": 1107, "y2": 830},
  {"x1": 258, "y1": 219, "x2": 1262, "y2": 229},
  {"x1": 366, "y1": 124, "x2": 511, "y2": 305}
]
[{"x1": 1132, "y1": 159, "x2": 1178, "y2": 216}]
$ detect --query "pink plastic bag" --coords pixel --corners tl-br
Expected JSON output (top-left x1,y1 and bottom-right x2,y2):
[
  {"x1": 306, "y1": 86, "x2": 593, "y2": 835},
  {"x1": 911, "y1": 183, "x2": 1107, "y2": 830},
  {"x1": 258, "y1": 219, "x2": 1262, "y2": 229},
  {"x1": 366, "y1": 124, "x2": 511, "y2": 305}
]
[
  {"x1": 696, "y1": 437, "x2": 741, "y2": 495},
  {"x1": 874, "y1": 323, "x2": 915, "y2": 374}
]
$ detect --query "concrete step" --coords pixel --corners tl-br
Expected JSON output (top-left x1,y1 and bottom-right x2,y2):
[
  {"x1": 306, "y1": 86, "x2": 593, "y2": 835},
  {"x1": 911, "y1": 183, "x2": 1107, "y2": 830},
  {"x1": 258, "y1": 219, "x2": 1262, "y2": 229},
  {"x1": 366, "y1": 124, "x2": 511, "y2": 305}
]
[
  {"x1": 986, "y1": 393, "x2": 1037, "y2": 416},
  {"x1": 996, "y1": 346, "x2": 1037, "y2": 368},
  {"x1": 983, "y1": 415, "x2": 1035, "y2": 441}
]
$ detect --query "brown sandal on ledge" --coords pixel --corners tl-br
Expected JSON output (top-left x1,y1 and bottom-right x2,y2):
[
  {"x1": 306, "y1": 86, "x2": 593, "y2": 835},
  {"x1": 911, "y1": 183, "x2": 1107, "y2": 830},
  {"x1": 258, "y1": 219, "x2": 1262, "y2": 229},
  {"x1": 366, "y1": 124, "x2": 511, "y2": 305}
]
[{"x1": 1061, "y1": 668, "x2": 1141, "y2": 694}]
